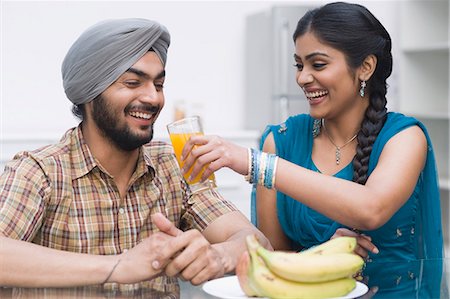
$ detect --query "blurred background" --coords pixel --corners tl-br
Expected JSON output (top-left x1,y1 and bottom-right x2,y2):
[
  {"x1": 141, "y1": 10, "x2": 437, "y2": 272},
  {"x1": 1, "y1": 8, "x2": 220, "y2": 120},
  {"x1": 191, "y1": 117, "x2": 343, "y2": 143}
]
[{"x1": 1, "y1": 0, "x2": 449, "y2": 255}]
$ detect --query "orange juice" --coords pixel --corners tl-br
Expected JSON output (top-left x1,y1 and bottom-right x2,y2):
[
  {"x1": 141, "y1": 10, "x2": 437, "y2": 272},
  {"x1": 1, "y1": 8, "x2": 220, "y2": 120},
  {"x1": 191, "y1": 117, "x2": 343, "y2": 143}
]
[{"x1": 169, "y1": 132, "x2": 216, "y2": 185}]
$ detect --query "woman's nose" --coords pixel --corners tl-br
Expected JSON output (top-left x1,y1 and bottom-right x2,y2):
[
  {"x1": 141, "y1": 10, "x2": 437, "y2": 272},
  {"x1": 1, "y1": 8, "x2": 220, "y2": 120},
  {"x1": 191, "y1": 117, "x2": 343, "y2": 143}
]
[{"x1": 296, "y1": 70, "x2": 313, "y2": 87}]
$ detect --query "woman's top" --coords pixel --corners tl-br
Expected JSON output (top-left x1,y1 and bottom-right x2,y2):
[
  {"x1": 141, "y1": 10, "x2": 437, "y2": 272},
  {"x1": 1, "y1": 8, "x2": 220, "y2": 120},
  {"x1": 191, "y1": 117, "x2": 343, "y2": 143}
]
[{"x1": 251, "y1": 112, "x2": 444, "y2": 297}]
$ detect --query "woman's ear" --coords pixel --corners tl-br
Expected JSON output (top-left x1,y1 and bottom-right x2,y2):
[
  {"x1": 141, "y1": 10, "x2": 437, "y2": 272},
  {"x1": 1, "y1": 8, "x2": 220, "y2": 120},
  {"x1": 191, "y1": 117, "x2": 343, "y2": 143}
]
[{"x1": 359, "y1": 54, "x2": 377, "y2": 81}]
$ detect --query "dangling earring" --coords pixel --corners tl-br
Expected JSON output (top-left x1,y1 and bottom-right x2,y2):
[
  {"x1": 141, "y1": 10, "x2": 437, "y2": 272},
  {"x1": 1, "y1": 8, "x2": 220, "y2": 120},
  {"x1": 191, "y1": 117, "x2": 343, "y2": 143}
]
[{"x1": 359, "y1": 80, "x2": 366, "y2": 98}]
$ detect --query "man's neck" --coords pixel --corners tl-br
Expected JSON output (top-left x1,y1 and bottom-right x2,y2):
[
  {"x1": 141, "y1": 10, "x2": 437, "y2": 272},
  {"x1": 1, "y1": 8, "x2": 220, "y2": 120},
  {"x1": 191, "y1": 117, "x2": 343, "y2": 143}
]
[{"x1": 81, "y1": 122, "x2": 139, "y2": 184}]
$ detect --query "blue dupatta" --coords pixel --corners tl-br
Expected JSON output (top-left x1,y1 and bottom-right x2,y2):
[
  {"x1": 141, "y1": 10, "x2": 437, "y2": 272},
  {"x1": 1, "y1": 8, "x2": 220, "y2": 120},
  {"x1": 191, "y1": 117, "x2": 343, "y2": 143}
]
[{"x1": 251, "y1": 112, "x2": 443, "y2": 260}]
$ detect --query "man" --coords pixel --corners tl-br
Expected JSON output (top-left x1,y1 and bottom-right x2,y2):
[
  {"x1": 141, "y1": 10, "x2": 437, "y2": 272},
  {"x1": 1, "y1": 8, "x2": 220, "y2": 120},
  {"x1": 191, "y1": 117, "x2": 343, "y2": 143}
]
[{"x1": 0, "y1": 18, "x2": 270, "y2": 292}]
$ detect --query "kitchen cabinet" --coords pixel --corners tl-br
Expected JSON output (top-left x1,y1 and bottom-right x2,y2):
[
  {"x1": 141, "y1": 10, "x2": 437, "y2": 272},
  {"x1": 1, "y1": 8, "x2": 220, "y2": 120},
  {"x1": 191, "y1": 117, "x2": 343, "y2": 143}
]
[
  {"x1": 244, "y1": 5, "x2": 314, "y2": 132},
  {"x1": 399, "y1": 0, "x2": 450, "y2": 256}
]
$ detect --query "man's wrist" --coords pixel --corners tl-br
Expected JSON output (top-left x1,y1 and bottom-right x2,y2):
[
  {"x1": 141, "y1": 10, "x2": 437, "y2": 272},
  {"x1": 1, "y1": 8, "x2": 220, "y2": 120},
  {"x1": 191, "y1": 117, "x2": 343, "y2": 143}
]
[
  {"x1": 103, "y1": 258, "x2": 121, "y2": 284},
  {"x1": 212, "y1": 244, "x2": 235, "y2": 273},
  {"x1": 101, "y1": 255, "x2": 124, "y2": 284}
]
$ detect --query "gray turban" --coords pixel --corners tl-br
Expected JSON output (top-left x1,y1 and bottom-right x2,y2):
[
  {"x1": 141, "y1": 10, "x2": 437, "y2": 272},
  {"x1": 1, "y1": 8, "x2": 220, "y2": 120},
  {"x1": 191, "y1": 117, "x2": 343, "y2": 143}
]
[{"x1": 62, "y1": 18, "x2": 170, "y2": 105}]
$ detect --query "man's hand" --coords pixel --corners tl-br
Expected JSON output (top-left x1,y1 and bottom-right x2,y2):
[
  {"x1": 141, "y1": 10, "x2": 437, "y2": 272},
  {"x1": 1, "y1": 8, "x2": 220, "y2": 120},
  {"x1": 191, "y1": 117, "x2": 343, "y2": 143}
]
[
  {"x1": 164, "y1": 229, "x2": 225, "y2": 285},
  {"x1": 111, "y1": 212, "x2": 226, "y2": 285},
  {"x1": 109, "y1": 213, "x2": 182, "y2": 284},
  {"x1": 151, "y1": 212, "x2": 183, "y2": 238},
  {"x1": 331, "y1": 228, "x2": 379, "y2": 259},
  {"x1": 151, "y1": 213, "x2": 226, "y2": 285}
]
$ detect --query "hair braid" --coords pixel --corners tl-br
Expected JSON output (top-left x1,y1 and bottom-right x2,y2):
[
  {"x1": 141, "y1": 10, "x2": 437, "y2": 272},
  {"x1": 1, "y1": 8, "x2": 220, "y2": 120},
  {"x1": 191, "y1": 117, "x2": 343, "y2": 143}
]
[{"x1": 353, "y1": 91, "x2": 387, "y2": 184}]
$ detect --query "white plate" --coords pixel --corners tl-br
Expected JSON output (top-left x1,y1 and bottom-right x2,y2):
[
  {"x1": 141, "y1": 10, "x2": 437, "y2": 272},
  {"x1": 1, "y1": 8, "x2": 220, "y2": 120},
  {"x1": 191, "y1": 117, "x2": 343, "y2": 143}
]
[{"x1": 202, "y1": 275, "x2": 368, "y2": 299}]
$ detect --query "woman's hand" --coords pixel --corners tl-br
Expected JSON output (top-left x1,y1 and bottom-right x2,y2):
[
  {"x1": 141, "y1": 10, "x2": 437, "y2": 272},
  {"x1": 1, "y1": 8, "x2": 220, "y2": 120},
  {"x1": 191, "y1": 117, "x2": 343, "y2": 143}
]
[
  {"x1": 331, "y1": 228, "x2": 379, "y2": 259},
  {"x1": 181, "y1": 135, "x2": 249, "y2": 181}
]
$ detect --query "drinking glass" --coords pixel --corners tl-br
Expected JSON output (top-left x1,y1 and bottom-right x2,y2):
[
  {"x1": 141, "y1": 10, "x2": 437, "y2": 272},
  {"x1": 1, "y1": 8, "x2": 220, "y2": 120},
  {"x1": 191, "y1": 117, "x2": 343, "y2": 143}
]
[{"x1": 167, "y1": 116, "x2": 216, "y2": 193}]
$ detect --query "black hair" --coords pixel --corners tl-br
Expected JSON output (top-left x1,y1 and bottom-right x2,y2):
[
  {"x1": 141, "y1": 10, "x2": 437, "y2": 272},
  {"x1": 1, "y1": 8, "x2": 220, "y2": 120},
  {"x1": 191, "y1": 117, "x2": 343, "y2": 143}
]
[
  {"x1": 71, "y1": 94, "x2": 101, "y2": 121},
  {"x1": 71, "y1": 104, "x2": 85, "y2": 121},
  {"x1": 294, "y1": 2, "x2": 392, "y2": 184}
]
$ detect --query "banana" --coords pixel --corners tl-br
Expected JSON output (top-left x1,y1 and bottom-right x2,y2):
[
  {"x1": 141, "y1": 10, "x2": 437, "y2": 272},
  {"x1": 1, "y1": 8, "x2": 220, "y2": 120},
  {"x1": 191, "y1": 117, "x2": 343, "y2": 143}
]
[
  {"x1": 245, "y1": 235, "x2": 364, "y2": 283},
  {"x1": 300, "y1": 236, "x2": 357, "y2": 256},
  {"x1": 236, "y1": 251, "x2": 259, "y2": 297},
  {"x1": 248, "y1": 246, "x2": 356, "y2": 299},
  {"x1": 257, "y1": 246, "x2": 364, "y2": 283}
]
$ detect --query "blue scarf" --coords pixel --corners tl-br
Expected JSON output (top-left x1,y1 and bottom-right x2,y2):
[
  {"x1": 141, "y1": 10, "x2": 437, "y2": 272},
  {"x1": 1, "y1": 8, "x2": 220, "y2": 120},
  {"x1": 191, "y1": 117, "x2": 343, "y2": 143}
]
[{"x1": 251, "y1": 112, "x2": 443, "y2": 260}]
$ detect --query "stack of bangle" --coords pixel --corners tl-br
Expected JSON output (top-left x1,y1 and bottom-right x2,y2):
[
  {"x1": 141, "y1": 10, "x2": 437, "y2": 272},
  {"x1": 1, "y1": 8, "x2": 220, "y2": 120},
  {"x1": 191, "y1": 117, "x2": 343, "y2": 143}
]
[{"x1": 244, "y1": 148, "x2": 278, "y2": 189}]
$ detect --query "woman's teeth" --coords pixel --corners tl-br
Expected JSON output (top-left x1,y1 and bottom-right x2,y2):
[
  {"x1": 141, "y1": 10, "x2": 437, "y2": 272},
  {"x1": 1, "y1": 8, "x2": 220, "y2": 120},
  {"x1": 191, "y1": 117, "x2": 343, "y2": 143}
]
[
  {"x1": 129, "y1": 111, "x2": 152, "y2": 120},
  {"x1": 305, "y1": 90, "x2": 328, "y2": 98}
]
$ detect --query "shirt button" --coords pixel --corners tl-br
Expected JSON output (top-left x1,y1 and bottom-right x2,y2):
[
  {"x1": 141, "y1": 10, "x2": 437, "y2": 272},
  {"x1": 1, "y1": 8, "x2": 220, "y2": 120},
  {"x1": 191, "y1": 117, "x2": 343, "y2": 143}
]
[{"x1": 119, "y1": 208, "x2": 125, "y2": 214}]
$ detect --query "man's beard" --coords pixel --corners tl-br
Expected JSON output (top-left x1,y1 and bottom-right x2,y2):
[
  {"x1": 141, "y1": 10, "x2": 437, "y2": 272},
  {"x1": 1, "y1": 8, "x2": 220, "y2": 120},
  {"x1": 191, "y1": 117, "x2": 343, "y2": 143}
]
[{"x1": 92, "y1": 95, "x2": 155, "y2": 151}]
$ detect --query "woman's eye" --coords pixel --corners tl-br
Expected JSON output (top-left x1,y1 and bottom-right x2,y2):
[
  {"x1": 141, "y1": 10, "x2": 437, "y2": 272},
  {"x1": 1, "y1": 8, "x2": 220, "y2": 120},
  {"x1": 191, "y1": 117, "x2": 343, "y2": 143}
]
[
  {"x1": 293, "y1": 63, "x2": 303, "y2": 71},
  {"x1": 313, "y1": 63, "x2": 326, "y2": 69}
]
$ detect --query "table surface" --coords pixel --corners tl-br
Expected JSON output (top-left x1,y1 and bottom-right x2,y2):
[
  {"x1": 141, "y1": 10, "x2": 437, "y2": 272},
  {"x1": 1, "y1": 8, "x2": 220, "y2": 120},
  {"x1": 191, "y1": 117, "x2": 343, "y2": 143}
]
[{"x1": 1, "y1": 258, "x2": 449, "y2": 299}]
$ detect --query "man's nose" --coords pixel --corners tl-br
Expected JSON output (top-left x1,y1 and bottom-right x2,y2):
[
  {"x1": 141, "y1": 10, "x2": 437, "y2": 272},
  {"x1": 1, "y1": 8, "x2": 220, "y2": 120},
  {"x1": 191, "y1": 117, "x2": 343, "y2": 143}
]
[{"x1": 141, "y1": 82, "x2": 159, "y2": 102}]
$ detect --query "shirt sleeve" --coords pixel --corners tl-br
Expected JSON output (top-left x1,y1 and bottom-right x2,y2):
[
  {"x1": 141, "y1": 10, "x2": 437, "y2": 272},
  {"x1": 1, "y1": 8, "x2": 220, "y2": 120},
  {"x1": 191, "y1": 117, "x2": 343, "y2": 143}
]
[
  {"x1": 180, "y1": 185, "x2": 238, "y2": 232},
  {"x1": 147, "y1": 141, "x2": 239, "y2": 232},
  {"x1": 0, "y1": 153, "x2": 50, "y2": 240}
]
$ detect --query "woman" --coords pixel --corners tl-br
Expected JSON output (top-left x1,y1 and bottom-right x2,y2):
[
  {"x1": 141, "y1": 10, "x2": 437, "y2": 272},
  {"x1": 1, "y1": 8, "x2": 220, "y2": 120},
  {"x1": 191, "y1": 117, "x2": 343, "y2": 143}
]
[{"x1": 182, "y1": 1, "x2": 443, "y2": 274}]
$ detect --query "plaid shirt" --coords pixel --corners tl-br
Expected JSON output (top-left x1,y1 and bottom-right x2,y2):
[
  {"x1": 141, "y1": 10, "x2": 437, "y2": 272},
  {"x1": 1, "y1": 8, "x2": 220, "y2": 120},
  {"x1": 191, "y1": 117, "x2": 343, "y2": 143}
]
[{"x1": 0, "y1": 125, "x2": 237, "y2": 292}]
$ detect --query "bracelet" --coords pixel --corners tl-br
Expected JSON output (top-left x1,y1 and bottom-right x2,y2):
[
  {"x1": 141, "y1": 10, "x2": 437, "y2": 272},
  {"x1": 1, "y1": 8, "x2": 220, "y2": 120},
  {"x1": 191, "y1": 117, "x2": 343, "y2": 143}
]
[
  {"x1": 259, "y1": 152, "x2": 267, "y2": 186},
  {"x1": 244, "y1": 148, "x2": 253, "y2": 183},
  {"x1": 244, "y1": 148, "x2": 278, "y2": 190},
  {"x1": 103, "y1": 259, "x2": 121, "y2": 284},
  {"x1": 263, "y1": 153, "x2": 274, "y2": 188},
  {"x1": 252, "y1": 148, "x2": 260, "y2": 185},
  {"x1": 271, "y1": 156, "x2": 279, "y2": 189}
]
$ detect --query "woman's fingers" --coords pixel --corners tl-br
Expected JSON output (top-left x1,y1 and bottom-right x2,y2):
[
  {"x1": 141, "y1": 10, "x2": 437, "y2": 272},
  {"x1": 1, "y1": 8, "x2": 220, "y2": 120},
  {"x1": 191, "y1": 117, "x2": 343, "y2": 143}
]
[
  {"x1": 181, "y1": 136, "x2": 231, "y2": 178},
  {"x1": 181, "y1": 135, "x2": 210, "y2": 161},
  {"x1": 190, "y1": 151, "x2": 223, "y2": 181},
  {"x1": 181, "y1": 136, "x2": 215, "y2": 172},
  {"x1": 356, "y1": 235, "x2": 379, "y2": 255},
  {"x1": 180, "y1": 135, "x2": 249, "y2": 179},
  {"x1": 331, "y1": 228, "x2": 379, "y2": 257}
]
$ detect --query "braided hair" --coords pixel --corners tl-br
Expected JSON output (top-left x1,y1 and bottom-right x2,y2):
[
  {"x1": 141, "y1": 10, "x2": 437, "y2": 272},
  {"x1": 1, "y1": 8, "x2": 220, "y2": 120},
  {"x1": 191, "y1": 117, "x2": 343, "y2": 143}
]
[{"x1": 293, "y1": 2, "x2": 392, "y2": 184}]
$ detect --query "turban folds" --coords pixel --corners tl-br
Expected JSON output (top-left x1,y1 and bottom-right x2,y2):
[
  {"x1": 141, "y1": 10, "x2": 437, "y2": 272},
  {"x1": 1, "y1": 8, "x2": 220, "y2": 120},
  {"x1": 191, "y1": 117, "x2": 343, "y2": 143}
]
[{"x1": 62, "y1": 18, "x2": 170, "y2": 105}]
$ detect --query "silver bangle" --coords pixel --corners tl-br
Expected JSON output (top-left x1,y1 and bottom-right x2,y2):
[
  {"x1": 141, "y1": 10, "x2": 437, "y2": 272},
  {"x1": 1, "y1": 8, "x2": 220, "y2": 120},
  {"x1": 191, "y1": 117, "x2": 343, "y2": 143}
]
[{"x1": 244, "y1": 148, "x2": 252, "y2": 182}]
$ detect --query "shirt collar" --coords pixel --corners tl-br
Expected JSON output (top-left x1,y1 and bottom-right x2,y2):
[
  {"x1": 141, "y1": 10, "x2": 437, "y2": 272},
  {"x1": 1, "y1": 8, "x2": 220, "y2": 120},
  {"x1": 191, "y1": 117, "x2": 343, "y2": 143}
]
[
  {"x1": 70, "y1": 125, "x2": 155, "y2": 180},
  {"x1": 70, "y1": 125, "x2": 98, "y2": 179},
  {"x1": 141, "y1": 145, "x2": 156, "y2": 178}
]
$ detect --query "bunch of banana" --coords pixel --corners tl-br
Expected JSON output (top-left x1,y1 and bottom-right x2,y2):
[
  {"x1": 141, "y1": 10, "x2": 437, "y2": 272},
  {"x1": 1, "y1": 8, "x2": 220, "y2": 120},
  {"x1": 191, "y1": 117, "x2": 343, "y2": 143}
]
[{"x1": 236, "y1": 235, "x2": 365, "y2": 299}]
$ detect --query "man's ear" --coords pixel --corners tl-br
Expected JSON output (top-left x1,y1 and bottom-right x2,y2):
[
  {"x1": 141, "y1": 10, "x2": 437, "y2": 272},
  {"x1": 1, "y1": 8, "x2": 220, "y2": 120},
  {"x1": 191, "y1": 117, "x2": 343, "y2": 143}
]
[
  {"x1": 84, "y1": 100, "x2": 94, "y2": 118},
  {"x1": 358, "y1": 54, "x2": 377, "y2": 81}
]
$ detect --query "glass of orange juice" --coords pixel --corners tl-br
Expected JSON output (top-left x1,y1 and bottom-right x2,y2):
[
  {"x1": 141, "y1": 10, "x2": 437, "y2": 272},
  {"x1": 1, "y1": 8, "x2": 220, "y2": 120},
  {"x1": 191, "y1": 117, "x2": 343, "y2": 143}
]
[{"x1": 167, "y1": 116, "x2": 216, "y2": 193}]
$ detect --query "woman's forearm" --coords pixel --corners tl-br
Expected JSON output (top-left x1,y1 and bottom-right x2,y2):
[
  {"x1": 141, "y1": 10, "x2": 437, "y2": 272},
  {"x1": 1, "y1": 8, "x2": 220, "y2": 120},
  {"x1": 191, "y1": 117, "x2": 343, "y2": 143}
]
[{"x1": 274, "y1": 158, "x2": 392, "y2": 230}]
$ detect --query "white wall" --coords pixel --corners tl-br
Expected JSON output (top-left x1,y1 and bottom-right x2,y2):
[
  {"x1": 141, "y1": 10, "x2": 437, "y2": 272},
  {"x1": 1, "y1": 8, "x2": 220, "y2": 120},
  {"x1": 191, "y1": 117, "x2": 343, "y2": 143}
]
[
  {"x1": 0, "y1": 0, "x2": 289, "y2": 220},
  {"x1": 0, "y1": 0, "x2": 410, "y2": 220},
  {"x1": 1, "y1": 0, "x2": 280, "y2": 139},
  {"x1": 1, "y1": 0, "x2": 400, "y2": 139}
]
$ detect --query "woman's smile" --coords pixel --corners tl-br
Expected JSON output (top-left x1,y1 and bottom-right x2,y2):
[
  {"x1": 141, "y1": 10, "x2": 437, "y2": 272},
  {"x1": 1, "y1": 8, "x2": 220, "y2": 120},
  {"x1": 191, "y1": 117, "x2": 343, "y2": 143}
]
[{"x1": 304, "y1": 89, "x2": 329, "y2": 105}]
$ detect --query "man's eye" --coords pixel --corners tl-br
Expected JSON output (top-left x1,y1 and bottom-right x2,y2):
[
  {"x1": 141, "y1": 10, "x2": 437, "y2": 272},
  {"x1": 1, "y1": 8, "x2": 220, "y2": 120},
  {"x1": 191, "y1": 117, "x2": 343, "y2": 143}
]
[
  {"x1": 155, "y1": 83, "x2": 164, "y2": 91},
  {"x1": 293, "y1": 63, "x2": 303, "y2": 71},
  {"x1": 124, "y1": 81, "x2": 141, "y2": 87}
]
